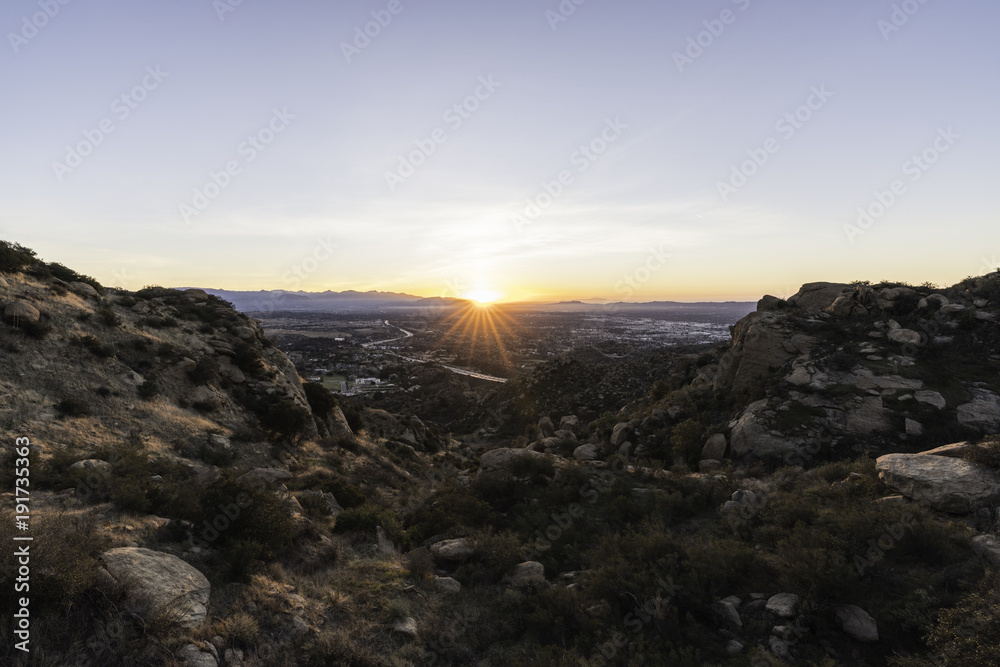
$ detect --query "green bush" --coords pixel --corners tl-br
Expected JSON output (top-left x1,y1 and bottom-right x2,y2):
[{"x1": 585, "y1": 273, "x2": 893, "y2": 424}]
[
  {"x1": 258, "y1": 397, "x2": 313, "y2": 443},
  {"x1": 0, "y1": 240, "x2": 38, "y2": 272},
  {"x1": 56, "y1": 396, "x2": 92, "y2": 417},
  {"x1": 333, "y1": 502, "x2": 403, "y2": 544},
  {"x1": 670, "y1": 418, "x2": 703, "y2": 464},
  {"x1": 304, "y1": 381, "x2": 337, "y2": 418}
]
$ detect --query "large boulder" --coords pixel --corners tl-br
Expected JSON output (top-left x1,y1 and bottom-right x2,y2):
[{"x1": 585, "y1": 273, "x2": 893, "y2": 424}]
[
  {"x1": 100, "y1": 548, "x2": 210, "y2": 628},
  {"x1": 729, "y1": 400, "x2": 797, "y2": 459},
  {"x1": 70, "y1": 281, "x2": 99, "y2": 298},
  {"x1": 506, "y1": 561, "x2": 545, "y2": 588},
  {"x1": 786, "y1": 282, "x2": 854, "y2": 314},
  {"x1": 765, "y1": 593, "x2": 800, "y2": 619},
  {"x1": 876, "y1": 453, "x2": 1000, "y2": 513},
  {"x1": 701, "y1": 433, "x2": 728, "y2": 461},
  {"x1": 4, "y1": 300, "x2": 40, "y2": 324},
  {"x1": 834, "y1": 605, "x2": 879, "y2": 643},
  {"x1": 957, "y1": 389, "x2": 1000, "y2": 431},
  {"x1": 429, "y1": 538, "x2": 475, "y2": 562},
  {"x1": 714, "y1": 312, "x2": 794, "y2": 394}
]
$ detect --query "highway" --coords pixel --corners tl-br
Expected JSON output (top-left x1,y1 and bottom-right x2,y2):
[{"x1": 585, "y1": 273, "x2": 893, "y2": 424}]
[{"x1": 363, "y1": 322, "x2": 508, "y2": 383}]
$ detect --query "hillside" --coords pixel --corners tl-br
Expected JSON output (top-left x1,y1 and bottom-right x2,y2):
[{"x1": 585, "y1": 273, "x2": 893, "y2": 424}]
[{"x1": 2, "y1": 241, "x2": 1000, "y2": 666}]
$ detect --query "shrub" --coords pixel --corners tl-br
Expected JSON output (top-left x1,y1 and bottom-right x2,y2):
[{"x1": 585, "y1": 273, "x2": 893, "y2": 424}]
[
  {"x1": 188, "y1": 357, "x2": 220, "y2": 385},
  {"x1": 333, "y1": 502, "x2": 403, "y2": 544},
  {"x1": 234, "y1": 342, "x2": 266, "y2": 376},
  {"x1": 258, "y1": 397, "x2": 313, "y2": 443},
  {"x1": 304, "y1": 381, "x2": 337, "y2": 418},
  {"x1": 670, "y1": 418, "x2": 703, "y2": 464},
  {"x1": 138, "y1": 377, "x2": 159, "y2": 400},
  {"x1": 97, "y1": 304, "x2": 121, "y2": 327},
  {"x1": 0, "y1": 240, "x2": 38, "y2": 272},
  {"x1": 404, "y1": 547, "x2": 434, "y2": 579},
  {"x1": 56, "y1": 396, "x2": 92, "y2": 417},
  {"x1": 72, "y1": 334, "x2": 113, "y2": 358}
]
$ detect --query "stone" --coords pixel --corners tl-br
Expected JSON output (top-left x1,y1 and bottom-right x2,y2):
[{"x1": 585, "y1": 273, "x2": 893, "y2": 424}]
[
  {"x1": 699, "y1": 459, "x2": 722, "y2": 473},
  {"x1": 233, "y1": 326, "x2": 255, "y2": 340},
  {"x1": 475, "y1": 448, "x2": 554, "y2": 487},
  {"x1": 887, "y1": 329, "x2": 922, "y2": 345},
  {"x1": 730, "y1": 400, "x2": 797, "y2": 458},
  {"x1": 69, "y1": 459, "x2": 112, "y2": 473},
  {"x1": 914, "y1": 390, "x2": 946, "y2": 410},
  {"x1": 70, "y1": 281, "x2": 99, "y2": 298},
  {"x1": 610, "y1": 423, "x2": 631, "y2": 447},
  {"x1": 905, "y1": 419, "x2": 924, "y2": 437},
  {"x1": 714, "y1": 312, "x2": 794, "y2": 394},
  {"x1": 506, "y1": 561, "x2": 545, "y2": 588},
  {"x1": 177, "y1": 644, "x2": 218, "y2": 667},
  {"x1": 785, "y1": 367, "x2": 812, "y2": 386},
  {"x1": 876, "y1": 453, "x2": 1000, "y2": 513},
  {"x1": 765, "y1": 593, "x2": 800, "y2": 618},
  {"x1": 834, "y1": 605, "x2": 879, "y2": 643},
  {"x1": 4, "y1": 300, "x2": 40, "y2": 324},
  {"x1": 825, "y1": 295, "x2": 855, "y2": 317},
  {"x1": 100, "y1": 548, "x2": 210, "y2": 628},
  {"x1": 917, "y1": 442, "x2": 972, "y2": 458},
  {"x1": 538, "y1": 416, "x2": 555, "y2": 437},
  {"x1": 701, "y1": 433, "x2": 727, "y2": 461},
  {"x1": 392, "y1": 617, "x2": 418, "y2": 638},
  {"x1": 725, "y1": 639, "x2": 745, "y2": 654},
  {"x1": 429, "y1": 538, "x2": 475, "y2": 562},
  {"x1": 710, "y1": 600, "x2": 743, "y2": 632},
  {"x1": 786, "y1": 282, "x2": 854, "y2": 314},
  {"x1": 433, "y1": 576, "x2": 462, "y2": 593},
  {"x1": 768, "y1": 635, "x2": 792, "y2": 660},
  {"x1": 971, "y1": 535, "x2": 1000, "y2": 566},
  {"x1": 376, "y1": 526, "x2": 398, "y2": 556},
  {"x1": 573, "y1": 444, "x2": 599, "y2": 461},
  {"x1": 554, "y1": 429, "x2": 577, "y2": 442},
  {"x1": 177, "y1": 357, "x2": 198, "y2": 374},
  {"x1": 559, "y1": 415, "x2": 580, "y2": 433},
  {"x1": 957, "y1": 389, "x2": 1000, "y2": 430},
  {"x1": 845, "y1": 396, "x2": 891, "y2": 435}
]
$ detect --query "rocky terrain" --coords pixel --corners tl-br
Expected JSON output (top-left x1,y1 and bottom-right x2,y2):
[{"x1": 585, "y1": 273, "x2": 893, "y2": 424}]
[{"x1": 2, "y1": 240, "x2": 1000, "y2": 667}]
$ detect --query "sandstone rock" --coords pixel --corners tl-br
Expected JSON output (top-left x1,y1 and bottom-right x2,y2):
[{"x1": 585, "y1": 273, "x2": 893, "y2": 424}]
[
  {"x1": 710, "y1": 600, "x2": 743, "y2": 632},
  {"x1": 554, "y1": 429, "x2": 577, "y2": 442},
  {"x1": 834, "y1": 605, "x2": 879, "y2": 643},
  {"x1": 4, "y1": 300, "x2": 40, "y2": 324},
  {"x1": 876, "y1": 453, "x2": 1000, "y2": 513},
  {"x1": 506, "y1": 561, "x2": 545, "y2": 588},
  {"x1": 765, "y1": 593, "x2": 800, "y2": 618},
  {"x1": 701, "y1": 433, "x2": 728, "y2": 461},
  {"x1": 177, "y1": 357, "x2": 198, "y2": 374},
  {"x1": 232, "y1": 326, "x2": 255, "y2": 340},
  {"x1": 845, "y1": 396, "x2": 891, "y2": 435},
  {"x1": 184, "y1": 289, "x2": 211, "y2": 301},
  {"x1": 69, "y1": 459, "x2": 112, "y2": 473},
  {"x1": 559, "y1": 415, "x2": 580, "y2": 433},
  {"x1": 730, "y1": 400, "x2": 797, "y2": 458},
  {"x1": 825, "y1": 295, "x2": 855, "y2": 317},
  {"x1": 177, "y1": 644, "x2": 218, "y2": 667},
  {"x1": 573, "y1": 444, "x2": 599, "y2": 461},
  {"x1": 914, "y1": 390, "x2": 946, "y2": 410},
  {"x1": 100, "y1": 548, "x2": 210, "y2": 628},
  {"x1": 392, "y1": 617, "x2": 418, "y2": 638},
  {"x1": 757, "y1": 295, "x2": 783, "y2": 311},
  {"x1": 70, "y1": 281, "x2": 99, "y2": 298},
  {"x1": 610, "y1": 423, "x2": 631, "y2": 447},
  {"x1": 429, "y1": 538, "x2": 475, "y2": 562},
  {"x1": 918, "y1": 442, "x2": 972, "y2": 458},
  {"x1": 538, "y1": 416, "x2": 555, "y2": 437},
  {"x1": 769, "y1": 635, "x2": 792, "y2": 660},
  {"x1": 434, "y1": 576, "x2": 462, "y2": 594},
  {"x1": 957, "y1": 389, "x2": 1000, "y2": 430},
  {"x1": 786, "y1": 282, "x2": 854, "y2": 314},
  {"x1": 714, "y1": 312, "x2": 793, "y2": 394},
  {"x1": 905, "y1": 419, "x2": 924, "y2": 437},
  {"x1": 887, "y1": 329, "x2": 922, "y2": 345},
  {"x1": 785, "y1": 367, "x2": 812, "y2": 386},
  {"x1": 376, "y1": 526, "x2": 398, "y2": 556},
  {"x1": 725, "y1": 640, "x2": 745, "y2": 654},
  {"x1": 971, "y1": 535, "x2": 1000, "y2": 566}
]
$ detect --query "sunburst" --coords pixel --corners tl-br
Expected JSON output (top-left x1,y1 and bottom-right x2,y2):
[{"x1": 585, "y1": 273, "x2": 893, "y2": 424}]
[{"x1": 435, "y1": 299, "x2": 518, "y2": 374}]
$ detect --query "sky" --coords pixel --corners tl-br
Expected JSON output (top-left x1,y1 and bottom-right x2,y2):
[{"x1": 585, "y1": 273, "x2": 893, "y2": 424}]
[{"x1": 1, "y1": 0, "x2": 998, "y2": 302}]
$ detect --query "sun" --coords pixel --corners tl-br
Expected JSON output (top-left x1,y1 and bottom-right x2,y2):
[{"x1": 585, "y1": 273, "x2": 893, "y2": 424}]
[{"x1": 464, "y1": 289, "x2": 502, "y2": 305}]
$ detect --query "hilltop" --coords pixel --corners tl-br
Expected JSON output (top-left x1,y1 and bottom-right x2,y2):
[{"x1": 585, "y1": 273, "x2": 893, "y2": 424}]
[{"x1": 2, "y1": 240, "x2": 1000, "y2": 666}]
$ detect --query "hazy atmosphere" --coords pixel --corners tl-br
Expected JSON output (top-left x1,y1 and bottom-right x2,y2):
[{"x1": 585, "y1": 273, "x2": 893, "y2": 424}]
[{"x1": 3, "y1": 0, "x2": 998, "y2": 301}]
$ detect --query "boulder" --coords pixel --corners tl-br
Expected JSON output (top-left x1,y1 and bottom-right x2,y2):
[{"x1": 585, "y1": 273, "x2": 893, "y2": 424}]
[
  {"x1": 429, "y1": 538, "x2": 475, "y2": 562},
  {"x1": 876, "y1": 453, "x2": 1000, "y2": 513},
  {"x1": 825, "y1": 296, "x2": 855, "y2": 317},
  {"x1": 433, "y1": 576, "x2": 462, "y2": 594},
  {"x1": 765, "y1": 593, "x2": 800, "y2": 619},
  {"x1": 573, "y1": 444, "x2": 599, "y2": 461},
  {"x1": 176, "y1": 644, "x2": 218, "y2": 667},
  {"x1": 957, "y1": 389, "x2": 1000, "y2": 431},
  {"x1": 100, "y1": 548, "x2": 210, "y2": 628},
  {"x1": 610, "y1": 423, "x2": 631, "y2": 447},
  {"x1": 701, "y1": 433, "x2": 728, "y2": 461},
  {"x1": 376, "y1": 526, "x2": 398, "y2": 556},
  {"x1": 786, "y1": 282, "x2": 854, "y2": 314},
  {"x1": 714, "y1": 312, "x2": 793, "y2": 394},
  {"x1": 4, "y1": 301, "x2": 40, "y2": 324},
  {"x1": 538, "y1": 416, "x2": 555, "y2": 438},
  {"x1": 392, "y1": 617, "x2": 418, "y2": 638},
  {"x1": 69, "y1": 459, "x2": 112, "y2": 473},
  {"x1": 914, "y1": 390, "x2": 946, "y2": 410},
  {"x1": 70, "y1": 281, "x2": 99, "y2": 298},
  {"x1": 887, "y1": 329, "x2": 922, "y2": 345},
  {"x1": 730, "y1": 400, "x2": 797, "y2": 458},
  {"x1": 232, "y1": 326, "x2": 255, "y2": 340},
  {"x1": 710, "y1": 600, "x2": 743, "y2": 633},
  {"x1": 917, "y1": 442, "x2": 972, "y2": 458},
  {"x1": 475, "y1": 448, "x2": 554, "y2": 487},
  {"x1": 971, "y1": 535, "x2": 1000, "y2": 566},
  {"x1": 506, "y1": 561, "x2": 545, "y2": 588},
  {"x1": 559, "y1": 415, "x2": 580, "y2": 433},
  {"x1": 834, "y1": 605, "x2": 879, "y2": 643}
]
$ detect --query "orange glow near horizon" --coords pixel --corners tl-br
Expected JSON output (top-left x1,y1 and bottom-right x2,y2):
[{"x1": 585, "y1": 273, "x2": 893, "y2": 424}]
[{"x1": 435, "y1": 301, "x2": 518, "y2": 372}]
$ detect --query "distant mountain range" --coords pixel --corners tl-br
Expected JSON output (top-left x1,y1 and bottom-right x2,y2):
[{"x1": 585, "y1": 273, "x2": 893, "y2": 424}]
[{"x1": 187, "y1": 288, "x2": 756, "y2": 315}]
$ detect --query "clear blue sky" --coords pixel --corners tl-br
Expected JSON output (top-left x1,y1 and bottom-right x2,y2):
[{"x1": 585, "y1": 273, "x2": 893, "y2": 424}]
[{"x1": 1, "y1": 0, "x2": 997, "y2": 301}]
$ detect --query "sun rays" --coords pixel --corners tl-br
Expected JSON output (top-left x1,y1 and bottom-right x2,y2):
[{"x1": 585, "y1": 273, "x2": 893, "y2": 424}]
[{"x1": 434, "y1": 299, "x2": 518, "y2": 373}]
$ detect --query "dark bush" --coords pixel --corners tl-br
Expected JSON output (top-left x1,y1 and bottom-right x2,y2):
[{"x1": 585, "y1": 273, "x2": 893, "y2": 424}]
[
  {"x1": 304, "y1": 381, "x2": 337, "y2": 418},
  {"x1": 0, "y1": 240, "x2": 38, "y2": 272},
  {"x1": 56, "y1": 397, "x2": 92, "y2": 417},
  {"x1": 188, "y1": 357, "x2": 220, "y2": 385},
  {"x1": 258, "y1": 397, "x2": 313, "y2": 443}
]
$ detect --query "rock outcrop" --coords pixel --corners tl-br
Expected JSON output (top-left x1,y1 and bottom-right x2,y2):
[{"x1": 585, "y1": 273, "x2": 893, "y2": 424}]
[
  {"x1": 876, "y1": 453, "x2": 1000, "y2": 513},
  {"x1": 100, "y1": 548, "x2": 211, "y2": 628}
]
